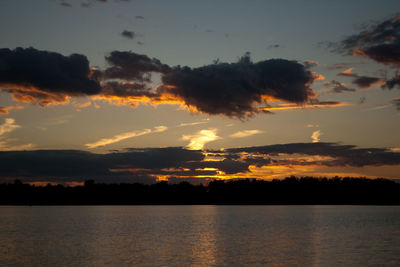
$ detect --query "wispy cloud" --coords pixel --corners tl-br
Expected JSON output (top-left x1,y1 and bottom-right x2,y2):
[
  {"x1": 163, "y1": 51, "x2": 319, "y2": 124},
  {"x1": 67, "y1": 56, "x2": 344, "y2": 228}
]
[
  {"x1": 178, "y1": 120, "x2": 209, "y2": 127},
  {"x1": 311, "y1": 130, "x2": 321, "y2": 143},
  {"x1": 0, "y1": 118, "x2": 34, "y2": 151},
  {"x1": 73, "y1": 101, "x2": 91, "y2": 112},
  {"x1": 182, "y1": 129, "x2": 220, "y2": 150},
  {"x1": 0, "y1": 105, "x2": 24, "y2": 115},
  {"x1": 263, "y1": 101, "x2": 348, "y2": 111},
  {"x1": 230, "y1": 130, "x2": 263, "y2": 138},
  {"x1": 0, "y1": 142, "x2": 35, "y2": 151},
  {"x1": 0, "y1": 118, "x2": 20, "y2": 136},
  {"x1": 85, "y1": 126, "x2": 167, "y2": 148}
]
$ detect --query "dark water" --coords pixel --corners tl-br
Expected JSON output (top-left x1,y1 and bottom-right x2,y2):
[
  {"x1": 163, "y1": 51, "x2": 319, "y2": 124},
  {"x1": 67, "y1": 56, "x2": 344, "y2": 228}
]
[{"x1": 0, "y1": 206, "x2": 399, "y2": 266}]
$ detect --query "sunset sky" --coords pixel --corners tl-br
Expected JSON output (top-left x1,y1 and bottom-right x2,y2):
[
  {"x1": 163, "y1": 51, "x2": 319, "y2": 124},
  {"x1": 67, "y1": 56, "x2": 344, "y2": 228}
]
[{"x1": 0, "y1": 0, "x2": 399, "y2": 184}]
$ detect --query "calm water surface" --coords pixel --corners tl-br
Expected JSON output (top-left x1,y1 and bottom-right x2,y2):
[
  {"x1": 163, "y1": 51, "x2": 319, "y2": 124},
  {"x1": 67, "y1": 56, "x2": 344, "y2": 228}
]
[{"x1": 0, "y1": 206, "x2": 399, "y2": 266}]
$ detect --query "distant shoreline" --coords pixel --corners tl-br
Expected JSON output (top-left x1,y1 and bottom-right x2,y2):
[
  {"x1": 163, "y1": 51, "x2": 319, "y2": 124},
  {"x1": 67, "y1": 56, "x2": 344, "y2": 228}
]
[{"x1": 2, "y1": 177, "x2": 400, "y2": 205}]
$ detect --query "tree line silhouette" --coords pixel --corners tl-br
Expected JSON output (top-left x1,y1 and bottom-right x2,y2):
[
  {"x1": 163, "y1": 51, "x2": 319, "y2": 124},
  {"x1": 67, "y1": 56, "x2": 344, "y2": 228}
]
[{"x1": 1, "y1": 176, "x2": 399, "y2": 205}]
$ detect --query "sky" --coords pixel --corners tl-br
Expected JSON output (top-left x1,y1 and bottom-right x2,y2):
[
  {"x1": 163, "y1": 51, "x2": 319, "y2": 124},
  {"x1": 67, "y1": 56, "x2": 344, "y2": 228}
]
[{"x1": 0, "y1": 0, "x2": 399, "y2": 185}]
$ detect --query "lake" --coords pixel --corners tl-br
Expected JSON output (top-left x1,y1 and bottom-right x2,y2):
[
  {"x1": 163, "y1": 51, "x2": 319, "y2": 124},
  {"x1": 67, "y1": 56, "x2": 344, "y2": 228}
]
[{"x1": 0, "y1": 206, "x2": 399, "y2": 266}]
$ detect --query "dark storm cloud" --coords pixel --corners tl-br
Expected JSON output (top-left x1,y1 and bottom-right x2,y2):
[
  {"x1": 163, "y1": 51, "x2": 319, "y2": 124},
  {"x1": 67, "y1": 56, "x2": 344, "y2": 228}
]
[
  {"x1": 103, "y1": 51, "x2": 171, "y2": 81},
  {"x1": 159, "y1": 53, "x2": 315, "y2": 118},
  {"x1": 0, "y1": 47, "x2": 329, "y2": 117},
  {"x1": 336, "y1": 13, "x2": 400, "y2": 89},
  {"x1": 0, "y1": 148, "x2": 204, "y2": 183},
  {"x1": 352, "y1": 76, "x2": 382, "y2": 88},
  {"x1": 0, "y1": 47, "x2": 101, "y2": 97},
  {"x1": 1, "y1": 143, "x2": 399, "y2": 184},
  {"x1": 224, "y1": 143, "x2": 400, "y2": 167},
  {"x1": 101, "y1": 81, "x2": 153, "y2": 97},
  {"x1": 182, "y1": 159, "x2": 250, "y2": 175},
  {"x1": 121, "y1": 30, "x2": 135, "y2": 39},
  {"x1": 339, "y1": 14, "x2": 400, "y2": 65}
]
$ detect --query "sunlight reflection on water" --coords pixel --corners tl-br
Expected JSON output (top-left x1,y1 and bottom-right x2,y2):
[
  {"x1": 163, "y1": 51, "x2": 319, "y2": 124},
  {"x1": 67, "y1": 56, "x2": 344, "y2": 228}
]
[{"x1": 0, "y1": 205, "x2": 400, "y2": 266}]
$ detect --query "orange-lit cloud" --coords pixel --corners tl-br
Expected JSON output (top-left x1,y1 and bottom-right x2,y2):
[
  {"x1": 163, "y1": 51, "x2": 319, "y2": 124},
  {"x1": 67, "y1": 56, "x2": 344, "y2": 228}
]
[
  {"x1": 182, "y1": 129, "x2": 220, "y2": 150},
  {"x1": 311, "y1": 130, "x2": 321, "y2": 143},
  {"x1": 85, "y1": 125, "x2": 168, "y2": 148},
  {"x1": 0, "y1": 105, "x2": 24, "y2": 115},
  {"x1": 178, "y1": 120, "x2": 209, "y2": 127},
  {"x1": 230, "y1": 130, "x2": 263, "y2": 138},
  {"x1": 262, "y1": 101, "x2": 348, "y2": 111},
  {"x1": 26, "y1": 181, "x2": 84, "y2": 187},
  {"x1": 340, "y1": 67, "x2": 354, "y2": 76},
  {"x1": 4, "y1": 84, "x2": 71, "y2": 106},
  {"x1": 92, "y1": 89, "x2": 191, "y2": 110},
  {"x1": 1, "y1": 143, "x2": 400, "y2": 184},
  {"x1": 0, "y1": 47, "x2": 100, "y2": 106},
  {"x1": 312, "y1": 72, "x2": 325, "y2": 81},
  {"x1": 73, "y1": 101, "x2": 91, "y2": 111}
]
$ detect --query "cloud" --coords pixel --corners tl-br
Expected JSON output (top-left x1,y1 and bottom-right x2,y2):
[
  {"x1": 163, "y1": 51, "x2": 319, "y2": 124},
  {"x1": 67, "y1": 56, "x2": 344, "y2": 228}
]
[
  {"x1": 85, "y1": 125, "x2": 167, "y2": 148},
  {"x1": 311, "y1": 130, "x2": 321, "y2": 143},
  {"x1": 267, "y1": 44, "x2": 280, "y2": 49},
  {"x1": 312, "y1": 72, "x2": 325, "y2": 81},
  {"x1": 225, "y1": 142, "x2": 400, "y2": 167},
  {"x1": 230, "y1": 130, "x2": 263, "y2": 138},
  {"x1": 384, "y1": 76, "x2": 400, "y2": 89},
  {"x1": 339, "y1": 13, "x2": 400, "y2": 66},
  {"x1": 0, "y1": 118, "x2": 34, "y2": 151},
  {"x1": 304, "y1": 60, "x2": 318, "y2": 68},
  {"x1": 392, "y1": 97, "x2": 400, "y2": 110},
  {"x1": 182, "y1": 129, "x2": 220, "y2": 150},
  {"x1": 160, "y1": 53, "x2": 316, "y2": 118},
  {"x1": 178, "y1": 120, "x2": 209, "y2": 127},
  {"x1": 78, "y1": 0, "x2": 131, "y2": 7},
  {"x1": 338, "y1": 67, "x2": 384, "y2": 89},
  {"x1": 97, "y1": 52, "x2": 322, "y2": 118},
  {"x1": 0, "y1": 147, "x2": 204, "y2": 183},
  {"x1": 329, "y1": 80, "x2": 356, "y2": 93},
  {"x1": 336, "y1": 13, "x2": 400, "y2": 89},
  {"x1": 0, "y1": 48, "x2": 338, "y2": 119},
  {"x1": 0, "y1": 118, "x2": 19, "y2": 136},
  {"x1": 121, "y1": 30, "x2": 135, "y2": 39},
  {"x1": 0, "y1": 47, "x2": 101, "y2": 106},
  {"x1": 352, "y1": 76, "x2": 384, "y2": 88},
  {"x1": 60, "y1": 2, "x2": 72, "y2": 7},
  {"x1": 339, "y1": 67, "x2": 356, "y2": 77},
  {"x1": 0, "y1": 105, "x2": 23, "y2": 115},
  {"x1": 0, "y1": 143, "x2": 399, "y2": 184},
  {"x1": 103, "y1": 50, "x2": 171, "y2": 81},
  {"x1": 73, "y1": 101, "x2": 91, "y2": 112},
  {"x1": 262, "y1": 100, "x2": 348, "y2": 111},
  {"x1": 135, "y1": 15, "x2": 144, "y2": 19},
  {"x1": 0, "y1": 142, "x2": 35, "y2": 151},
  {"x1": 328, "y1": 63, "x2": 354, "y2": 70}
]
